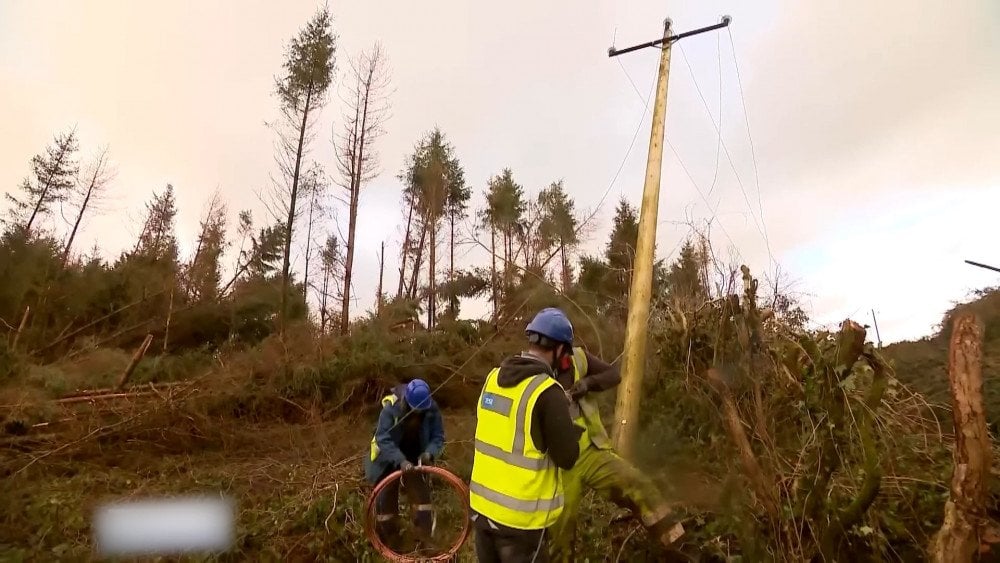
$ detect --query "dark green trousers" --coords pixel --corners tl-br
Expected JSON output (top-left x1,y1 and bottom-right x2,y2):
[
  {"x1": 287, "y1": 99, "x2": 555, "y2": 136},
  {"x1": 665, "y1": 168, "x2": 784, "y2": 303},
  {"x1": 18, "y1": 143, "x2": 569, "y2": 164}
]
[{"x1": 549, "y1": 445, "x2": 673, "y2": 561}]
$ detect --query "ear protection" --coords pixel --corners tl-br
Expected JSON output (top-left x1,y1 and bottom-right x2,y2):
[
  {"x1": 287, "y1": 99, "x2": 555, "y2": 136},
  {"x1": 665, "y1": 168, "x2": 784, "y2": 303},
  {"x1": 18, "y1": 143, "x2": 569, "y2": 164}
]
[{"x1": 559, "y1": 351, "x2": 573, "y2": 372}]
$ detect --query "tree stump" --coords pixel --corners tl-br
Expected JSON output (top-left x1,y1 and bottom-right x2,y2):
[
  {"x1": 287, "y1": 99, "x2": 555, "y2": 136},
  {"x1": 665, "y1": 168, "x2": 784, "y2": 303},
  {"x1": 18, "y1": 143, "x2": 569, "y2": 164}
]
[{"x1": 930, "y1": 313, "x2": 990, "y2": 562}]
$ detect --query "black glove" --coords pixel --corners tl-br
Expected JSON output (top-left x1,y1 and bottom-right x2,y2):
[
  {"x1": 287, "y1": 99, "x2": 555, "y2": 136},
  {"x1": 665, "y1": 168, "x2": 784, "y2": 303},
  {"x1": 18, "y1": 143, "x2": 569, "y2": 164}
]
[
  {"x1": 568, "y1": 379, "x2": 590, "y2": 400},
  {"x1": 400, "y1": 460, "x2": 415, "y2": 472},
  {"x1": 419, "y1": 452, "x2": 433, "y2": 466}
]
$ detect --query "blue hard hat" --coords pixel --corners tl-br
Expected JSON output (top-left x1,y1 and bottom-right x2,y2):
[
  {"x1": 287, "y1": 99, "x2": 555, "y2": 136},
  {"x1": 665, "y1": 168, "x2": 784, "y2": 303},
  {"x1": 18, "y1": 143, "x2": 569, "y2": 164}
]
[
  {"x1": 404, "y1": 379, "x2": 432, "y2": 410},
  {"x1": 525, "y1": 307, "x2": 574, "y2": 346}
]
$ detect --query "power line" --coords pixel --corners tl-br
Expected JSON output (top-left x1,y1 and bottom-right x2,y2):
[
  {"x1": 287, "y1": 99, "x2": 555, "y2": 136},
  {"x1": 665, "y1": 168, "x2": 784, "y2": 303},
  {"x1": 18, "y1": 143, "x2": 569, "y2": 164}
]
[
  {"x1": 617, "y1": 54, "x2": 741, "y2": 261},
  {"x1": 709, "y1": 30, "x2": 722, "y2": 196},
  {"x1": 727, "y1": 26, "x2": 771, "y2": 268},
  {"x1": 590, "y1": 57, "x2": 657, "y2": 211},
  {"x1": 676, "y1": 42, "x2": 775, "y2": 268}
]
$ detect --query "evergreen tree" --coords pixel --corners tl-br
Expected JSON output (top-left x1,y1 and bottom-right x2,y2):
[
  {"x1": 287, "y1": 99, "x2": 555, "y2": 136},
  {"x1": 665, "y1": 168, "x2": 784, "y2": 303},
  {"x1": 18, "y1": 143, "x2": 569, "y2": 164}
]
[
  {"x1": 187, "y1": 195, "x2": 228, "y2": 302},
  {"x1": 537, "y1": 180, "x2": 578, "y2": 291},
  {"x1": 483, "y1": 168, "x2": 526, "y2": 307},
  {"x1": 6, "y1": 128, "x2": 80, "y2": 234},
  {"x1": 401, "y1": 129, "x2": 465, "y2": 328},
  {"x1": 134, "y1": 185, "x2": 179, "y2": 264},
  {"x1": 273, "y1": 7, "x2": 336, "y2": 332}
]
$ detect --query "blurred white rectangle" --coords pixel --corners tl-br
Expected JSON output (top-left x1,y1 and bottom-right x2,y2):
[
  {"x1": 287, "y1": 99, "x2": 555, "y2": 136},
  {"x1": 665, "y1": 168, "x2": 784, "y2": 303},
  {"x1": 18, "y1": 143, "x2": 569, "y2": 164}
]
[{"x1": 93, "y1": 496, "x2": 234, "y2": 556}]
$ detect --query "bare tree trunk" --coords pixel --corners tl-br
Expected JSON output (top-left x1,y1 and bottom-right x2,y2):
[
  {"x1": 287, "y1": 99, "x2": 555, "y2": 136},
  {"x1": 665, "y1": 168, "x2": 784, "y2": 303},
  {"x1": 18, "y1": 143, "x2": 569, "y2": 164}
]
[
  {"x1": 11, "y1": 306, "x2": 30, "y2": 350},
  {"x1": 407, "y1": 221, "x2": 428, "y2": 299},
  {"x1": 303, "y1": 188, "x2": 317, "y2": 305},
  {"x1": 279, "y1": 86, "x2": 314, "y2": 334},
  {"x1": 62, "y1": 149, "x2": 111, "y2": 266},
  {"x1": 706, "y1": 367, "x2": 780, "y2": 521},
  {"x1": 117, "y1": 334, "x2": 153, "y2": 391},
  {"x1": 320, "y1": 271, "x2": 329, "y2": 333},
  {"x1": 449, "y1": 209, "x2": 459, "y2": 317},
  {"x1": 428, "y1": 215, "x2": 437, "y2": 330},
  {"x1": 560, "y1": 241, "x2": 570, "y2": 292},
  {"x1": 490, "y1": 225, "x2": 498, "y2": 326},
  {"x1": 132, "y1": 214, "x2": 153, "y2": 255},
  {"x1": 376, "y1": 241, "x2": 385, "y2": 315},
  {"x1": 338, "y1": 44, "x2": 388, "y2": 329},
  {"x1": 930, "y1": 314, "x2": 990, "y2": 562},
  {"x1": 397, "y1": 199, "x2": 414, "y2": 298},
  {"x1": 341, "y1": 178, "x2": 359, "y2": 334},
  {"x1": 162, "y1": 286, "x2": 175, "y2": 353}
]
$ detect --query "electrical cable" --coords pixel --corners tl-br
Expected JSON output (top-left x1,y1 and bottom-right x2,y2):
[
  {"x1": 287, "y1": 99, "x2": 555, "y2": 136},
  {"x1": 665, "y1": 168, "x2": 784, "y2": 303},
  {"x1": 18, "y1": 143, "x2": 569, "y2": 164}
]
[
  {"x1": 365, "y1": 465, "x2": 471, "y2": 562},
  {"x1": 726, "y1": 26, "x2": 772, "y2": 266},
  {"x1": 676, "y1": 42, "x2": 775, "y2": 268},
  {"x1": 616, "y1": 53, "x2": 741, "y2": 261}
]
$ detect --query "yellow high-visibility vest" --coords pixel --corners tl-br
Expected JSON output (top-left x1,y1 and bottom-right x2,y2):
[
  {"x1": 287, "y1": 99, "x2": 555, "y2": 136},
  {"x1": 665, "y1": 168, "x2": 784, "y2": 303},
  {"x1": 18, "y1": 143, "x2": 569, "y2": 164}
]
[
  {"x1": 369, "y1": 394, "x2": 397, "y2": 462},
  {"x1": 568, "y1": 347, "x2": 613, "y2": 451},
  {"x1": 469, "y1": 368, "x2": 564, "y2": 530}
]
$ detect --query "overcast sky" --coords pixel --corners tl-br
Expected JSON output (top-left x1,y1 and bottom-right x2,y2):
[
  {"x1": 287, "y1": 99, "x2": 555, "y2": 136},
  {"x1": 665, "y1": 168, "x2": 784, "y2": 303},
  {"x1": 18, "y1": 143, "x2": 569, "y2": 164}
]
[{"x1": 2, "y1": 0, "x2": 998, "y2": 343}]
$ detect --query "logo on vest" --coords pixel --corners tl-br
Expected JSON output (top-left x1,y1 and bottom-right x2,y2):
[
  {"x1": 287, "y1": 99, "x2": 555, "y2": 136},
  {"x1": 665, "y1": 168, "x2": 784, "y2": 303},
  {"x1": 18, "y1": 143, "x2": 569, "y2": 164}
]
[{"x1": 482, "y1": 393, "x2": 495, "y2": 407}]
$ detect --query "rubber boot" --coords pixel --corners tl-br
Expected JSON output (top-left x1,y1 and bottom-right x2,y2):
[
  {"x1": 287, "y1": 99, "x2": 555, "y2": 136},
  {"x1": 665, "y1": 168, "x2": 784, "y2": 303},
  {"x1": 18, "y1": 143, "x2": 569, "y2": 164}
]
[
  {"x1": 376, "y1": 516, "x2": 403, "y2": 551},
  {"x1": 646, "y1": 519, "x2": 690, "y2": 561},
  {"x1": 413, "y1": 508, "x2": 437, "y2": 553}
]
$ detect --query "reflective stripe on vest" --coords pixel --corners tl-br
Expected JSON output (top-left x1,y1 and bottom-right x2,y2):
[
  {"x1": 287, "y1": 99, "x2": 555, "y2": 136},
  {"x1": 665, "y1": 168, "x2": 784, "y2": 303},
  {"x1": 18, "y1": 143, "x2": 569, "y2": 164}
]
[
  {"x1": 369, "y1": 394, "x2": 398, "y2": 462},
  {"x1": 469, "y1": 368, "x2": 564, "y2": 530},
  {"x1": 569, "y1": 348, "x2": 613, "y2": 451}
]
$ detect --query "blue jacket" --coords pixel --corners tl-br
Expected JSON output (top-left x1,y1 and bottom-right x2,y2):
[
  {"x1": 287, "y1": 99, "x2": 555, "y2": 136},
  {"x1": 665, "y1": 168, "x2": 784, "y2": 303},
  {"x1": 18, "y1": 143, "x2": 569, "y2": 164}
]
[{"x1": 363, "y1": 384, "x2": 445, "y2": 484}]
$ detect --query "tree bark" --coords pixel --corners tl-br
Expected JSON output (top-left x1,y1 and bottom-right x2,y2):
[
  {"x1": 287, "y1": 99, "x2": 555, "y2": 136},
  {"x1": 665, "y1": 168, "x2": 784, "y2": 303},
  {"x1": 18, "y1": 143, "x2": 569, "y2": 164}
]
[
  {"x1": 449, "y1": 208, "x2": 456, "y2": 317},
  {"x1": 407, "y1": 221, "x2": 428, "y2": 299},
  {"x1": 490, "y1": 225, "x2": 498, "y2": 326},
  {"x1": 397, "y1": 198, "x2": 414, "y2": 299},
  {"x1": 11, "y1": 306, "x2": 30, "y2": 350},
  {"x1": 428, "y1": 213, "x2": 437, "y2": 330},
  {"x1": 279, "y1": 86, "x2": 313, "y2": 334},
  {"x1": 376, "y1": 241, "x2": 385, "y2": 315},
  {"x1": 62, "y1": 183, "x2": 94, "y2": 266},
  {"x1": 63, "y1": 149, "x2": 111, "y2": 267},
  {"x1": 320, "y1": 271, "x2": 329, "y2": 333},
  {"x1": 930, "y1": 313, "x2": 990, "y2": 563},
  {"x1": 341, "y1": 85, "x2": 369, "y2": 335},
  {"x1": 706, "y1": 367, "x2": 779, "y2": 521},
  {"x1": 560, "y1": 241, "x2": 570, "y2": 292},
  {"x1": 117, "y1": 334, "x2": 153, "y2": 391},
  {"x1": 303, "y1": 188, "x2": 316, "y2": 305}
]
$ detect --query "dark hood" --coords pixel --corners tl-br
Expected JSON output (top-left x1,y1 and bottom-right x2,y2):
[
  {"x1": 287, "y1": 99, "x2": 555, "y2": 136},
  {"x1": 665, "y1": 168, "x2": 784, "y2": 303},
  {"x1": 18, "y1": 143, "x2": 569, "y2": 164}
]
[{"x1": 497, "y1": 353, "x2": 555, "y2": 387}]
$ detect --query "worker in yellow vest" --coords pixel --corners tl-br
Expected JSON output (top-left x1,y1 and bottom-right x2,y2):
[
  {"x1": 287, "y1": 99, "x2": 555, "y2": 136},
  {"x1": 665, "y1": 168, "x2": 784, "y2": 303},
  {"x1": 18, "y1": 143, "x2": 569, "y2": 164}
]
[
  {"x1": 548, "y1": 346, "x2": 685, "y2": 560},
  {"x1": 470, "y1": 308, "x2": 583, "y2": 562}
]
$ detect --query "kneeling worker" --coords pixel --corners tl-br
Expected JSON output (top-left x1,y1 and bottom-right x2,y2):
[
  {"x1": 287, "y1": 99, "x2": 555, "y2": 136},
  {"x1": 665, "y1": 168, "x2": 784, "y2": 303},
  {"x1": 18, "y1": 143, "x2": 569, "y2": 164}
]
[
  {"x1": 549, "y1": 342, "x2": 685, "y2": 560},
  {"x1": 364, "y1": 378, "x2": 445, "y2": 547},
  {"x1": 470, "y1": 307, "x2": 583, "y2": 563}
]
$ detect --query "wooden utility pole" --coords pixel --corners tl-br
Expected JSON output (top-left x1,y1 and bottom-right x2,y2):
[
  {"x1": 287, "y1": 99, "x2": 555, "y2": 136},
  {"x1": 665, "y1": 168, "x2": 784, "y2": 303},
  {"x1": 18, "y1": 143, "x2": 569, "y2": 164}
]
[{"x1": 609, "y1": 16, "x2": 732, "y2": 459}]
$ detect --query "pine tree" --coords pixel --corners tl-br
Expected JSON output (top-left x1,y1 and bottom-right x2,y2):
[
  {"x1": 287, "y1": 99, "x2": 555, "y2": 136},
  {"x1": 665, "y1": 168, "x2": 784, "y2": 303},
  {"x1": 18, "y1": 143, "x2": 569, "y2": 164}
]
[
  {"x1": 134, "y1": 185, "x2": 179, "y2": 263},
  {"x1": 400, "y1": 129, "x2": 465, "y2": 329},
  {"x1": 666, "y1": 239, "x2": 708, "y2": 304},
  {"x1": 537, "y1": 180, "x2": 578, "y2": 291},
  {"x1": 319, "y1": 235, "x2": 342, "y2": 333},
  {"x1": 445, "y1": 167, "x2": 470, "y2": 318},
  {"x1": 483, "y1": 168, "x2": 526, "y2": 309},
  {"x1": 6, "y1": 128, "x2": 80, "y2": 234},
  {"x1": 187, "y1": 195, "x2": 228, "y2": 302},
  {"x1": 273, "y1": 7, "x2": 336, "y2": 332}
]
